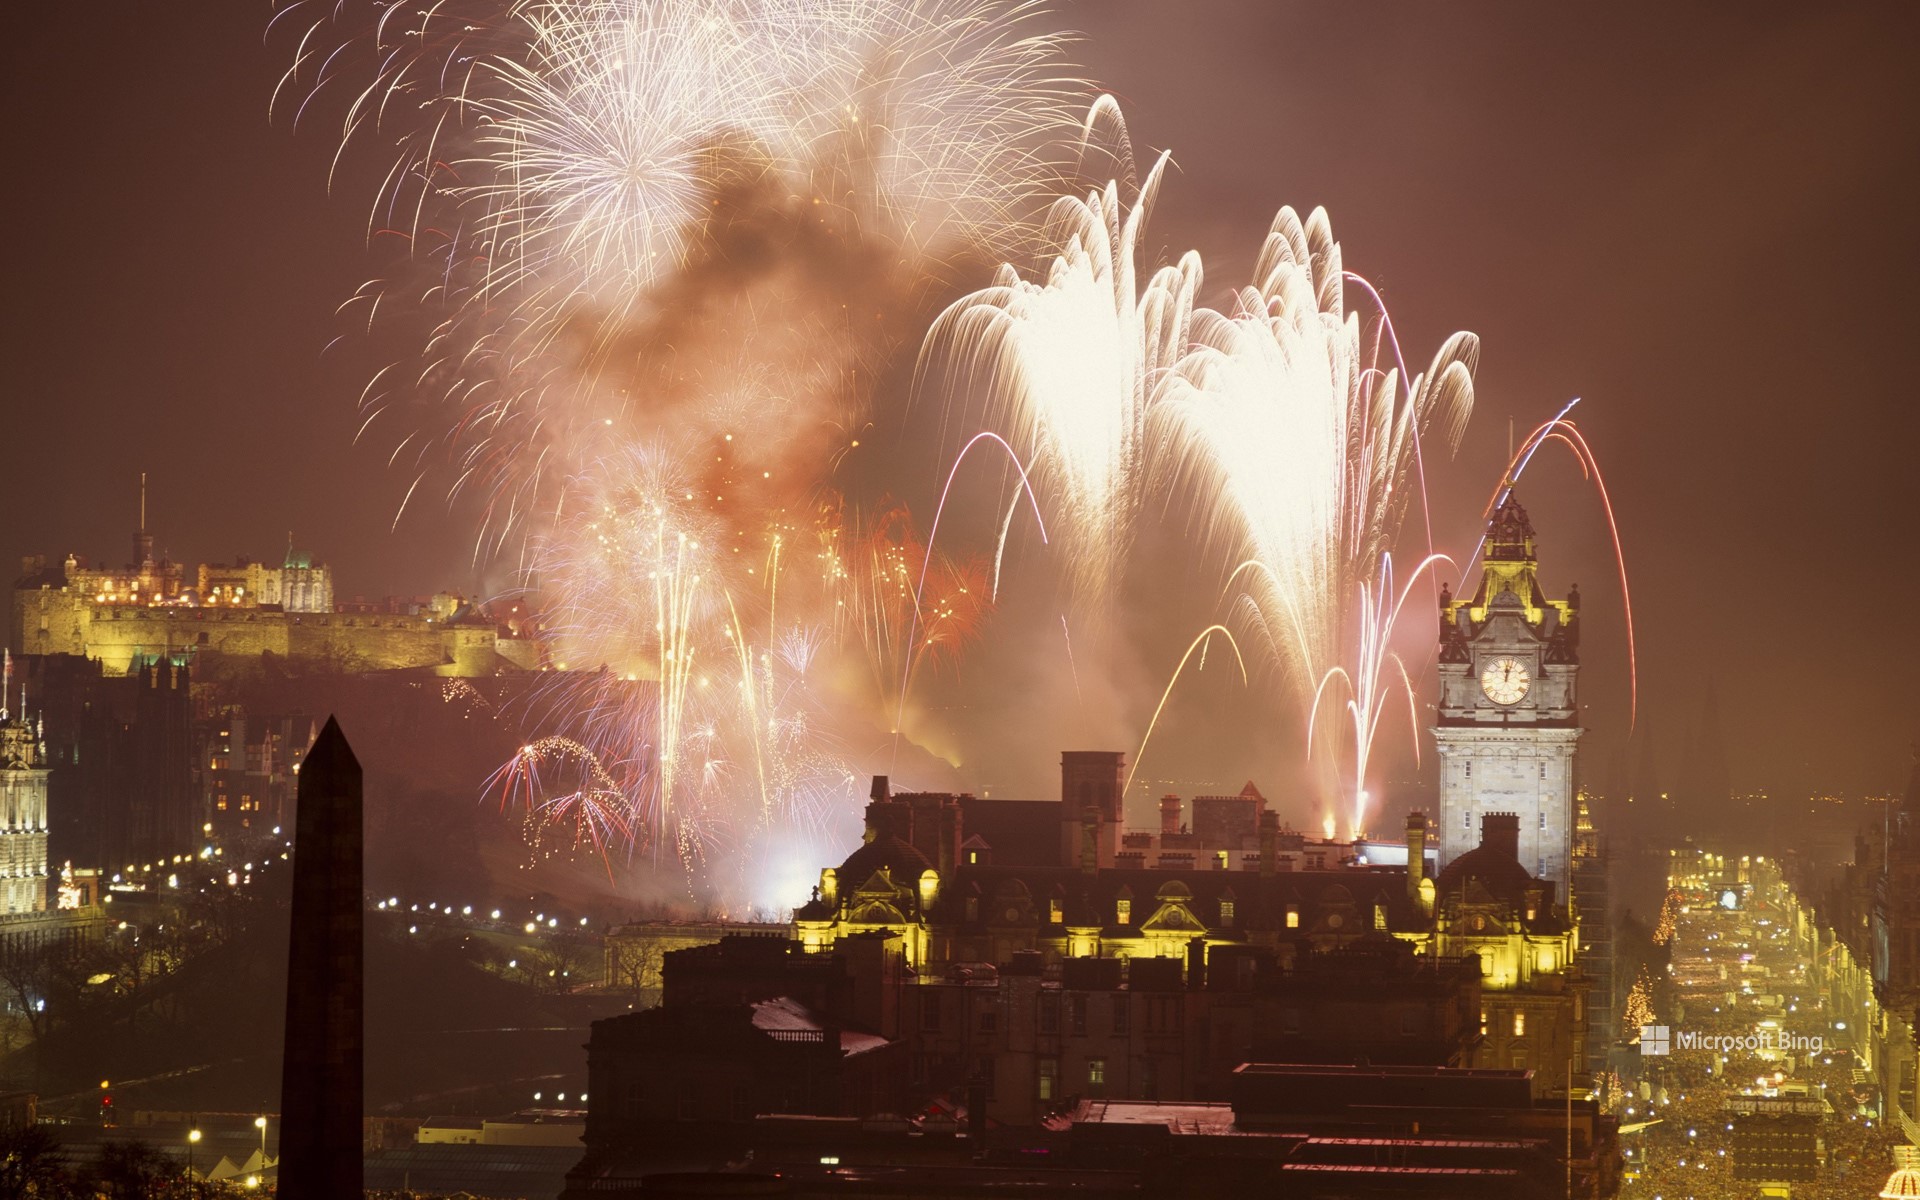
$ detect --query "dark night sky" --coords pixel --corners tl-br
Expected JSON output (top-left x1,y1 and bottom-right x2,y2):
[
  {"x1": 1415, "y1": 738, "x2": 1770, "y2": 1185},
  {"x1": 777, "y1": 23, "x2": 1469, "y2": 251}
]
[{"x1": 4, "y1": 3, "x2": 1916, "y2": 805}]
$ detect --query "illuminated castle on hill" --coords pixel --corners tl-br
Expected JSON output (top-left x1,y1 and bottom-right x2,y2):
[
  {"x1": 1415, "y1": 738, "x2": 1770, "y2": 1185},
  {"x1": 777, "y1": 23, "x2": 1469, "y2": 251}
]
[{"x1": 11, "y1": 487, "x2": 525, "y2": 677}]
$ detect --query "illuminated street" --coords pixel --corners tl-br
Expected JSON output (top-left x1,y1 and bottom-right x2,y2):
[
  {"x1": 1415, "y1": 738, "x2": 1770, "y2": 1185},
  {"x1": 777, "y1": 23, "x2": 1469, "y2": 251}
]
[{"x1": 1621, "y1": 852, "x2": 1904, "y2": 1198}]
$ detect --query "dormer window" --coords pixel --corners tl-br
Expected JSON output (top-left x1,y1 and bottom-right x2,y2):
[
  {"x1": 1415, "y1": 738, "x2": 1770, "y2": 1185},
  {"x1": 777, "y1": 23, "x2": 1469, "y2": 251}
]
[
  {"x1": 1219, "y1": 899, "x2": 1235, "y2": 928},
  {"x1": 1115, "y1": 898, "x2": 1132, "y2": 925}
]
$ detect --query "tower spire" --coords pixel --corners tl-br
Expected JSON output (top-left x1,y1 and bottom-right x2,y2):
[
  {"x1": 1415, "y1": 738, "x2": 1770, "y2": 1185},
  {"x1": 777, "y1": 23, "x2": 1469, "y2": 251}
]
[{"x1": 134, "y1": 473, "x2": 155, "y2": 570}]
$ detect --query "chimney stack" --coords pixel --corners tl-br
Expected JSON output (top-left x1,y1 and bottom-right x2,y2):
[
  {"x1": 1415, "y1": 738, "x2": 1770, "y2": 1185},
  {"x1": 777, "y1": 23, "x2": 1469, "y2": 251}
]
[
  {"x1": 1160, "y1": 794, "x2": 1181, "y2": 837},
  {"x1": 1060, "y1": 751, "x2": 1125, "y2": 823},
  {"x1": 939, "y1": 799, "x2": 961, "y2": 875},
  {"x1": 1405, "y1": 810, "x2": 1430, "y2": 902},
  {"x1": 1081, "y1": 806, "x2": 1100, "y2": 875},
  {"x1": 1259, "y1": 811, "x2": 1279, "y2": 877},
  {"x1": 863, "y1": 775, "x2": 902, "y2": 844},
  {"x1": 1480, "y1": 812, "x2": 1521, "y2": 863}
]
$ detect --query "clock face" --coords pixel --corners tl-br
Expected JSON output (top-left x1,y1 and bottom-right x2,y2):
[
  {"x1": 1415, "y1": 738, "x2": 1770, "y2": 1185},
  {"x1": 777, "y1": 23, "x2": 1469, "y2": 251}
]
[{"x1": 1480, "y1": 656, "x2": 1531, "y2": 705}]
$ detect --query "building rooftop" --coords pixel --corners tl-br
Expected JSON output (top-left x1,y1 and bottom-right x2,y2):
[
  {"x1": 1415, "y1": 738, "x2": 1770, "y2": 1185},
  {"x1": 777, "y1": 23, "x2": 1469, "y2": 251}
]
[{"x1": 751, "y1": 997, "x2": 889, "y2": 1057}]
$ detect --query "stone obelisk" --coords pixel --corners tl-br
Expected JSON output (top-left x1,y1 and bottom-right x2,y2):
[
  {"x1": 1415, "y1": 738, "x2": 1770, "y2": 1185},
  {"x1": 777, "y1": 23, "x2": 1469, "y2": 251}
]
[{"x1": 277, "y1": 716, "x2": 363, "y2": 1198}]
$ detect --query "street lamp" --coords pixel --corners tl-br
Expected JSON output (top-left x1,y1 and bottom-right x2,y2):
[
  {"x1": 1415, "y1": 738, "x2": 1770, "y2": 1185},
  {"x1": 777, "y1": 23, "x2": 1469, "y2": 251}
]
[
  {"x1": 255, "y1": 1115, "x2": 268, "y2": 1160},
  {"x1": 187, "y1": 1127, "x2": 202, "y2": 1181}
]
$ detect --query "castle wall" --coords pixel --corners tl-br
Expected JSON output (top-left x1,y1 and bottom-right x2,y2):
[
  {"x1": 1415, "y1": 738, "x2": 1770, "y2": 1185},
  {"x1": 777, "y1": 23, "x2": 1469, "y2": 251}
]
[
  {"x1": 15, "y1": 588, "x2": 90, "y2": 657},
  {"x1": 12, "y1": 591, "x2": 499, "y2": 678}
]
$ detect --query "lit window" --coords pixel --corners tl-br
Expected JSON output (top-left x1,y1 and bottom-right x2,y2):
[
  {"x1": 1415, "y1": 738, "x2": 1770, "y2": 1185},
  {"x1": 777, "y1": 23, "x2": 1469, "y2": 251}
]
[
  {"x1": 1038, "y1": 1058, "x2": 1058, "y2": 1101},
  {"x1": 1286, "y1": 905, "x2": 1300, "y2": 929},
  {"x1": 1513, "y1": 1011, "x2": 1526, "y2": 1037},
  {"x1": 1115, "y1": 899, "x2": 1131, "y2": 925},
  {"x1": 1049, "y1": 898, "x2": 1063, "y2": 923},
  {"x1": 1218, "y1": 900, "x2": 1235, "y2": 928},
  {"x1": 1087, "y1": 1058, "x2": 1106, "y2": 1095}
]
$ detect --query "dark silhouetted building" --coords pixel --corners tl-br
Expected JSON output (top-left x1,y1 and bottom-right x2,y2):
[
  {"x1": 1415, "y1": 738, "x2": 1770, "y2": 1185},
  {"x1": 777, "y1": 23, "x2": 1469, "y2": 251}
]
[{"x1": 16, "y1": 653, "x2": 194, "y2": 872}]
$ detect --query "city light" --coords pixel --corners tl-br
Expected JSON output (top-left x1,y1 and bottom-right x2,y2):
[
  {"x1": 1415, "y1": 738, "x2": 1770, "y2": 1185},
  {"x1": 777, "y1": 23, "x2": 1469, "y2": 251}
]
[{"x1": 0, "y1": 9, "x2": 1903, "y2": 1199}]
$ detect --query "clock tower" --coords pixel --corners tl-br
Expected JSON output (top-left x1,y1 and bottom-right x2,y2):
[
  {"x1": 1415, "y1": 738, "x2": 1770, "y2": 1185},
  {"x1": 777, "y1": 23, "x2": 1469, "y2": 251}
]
[{"x1": 1434, "y1": 490, "x2": 1582, "y2": 886}]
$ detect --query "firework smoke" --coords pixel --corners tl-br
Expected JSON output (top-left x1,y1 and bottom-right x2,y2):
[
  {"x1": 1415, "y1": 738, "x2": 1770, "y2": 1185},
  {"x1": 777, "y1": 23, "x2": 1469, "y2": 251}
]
[
  {"x1": 277, "y1": 0, "x2": 1089, "y2": 905},
  {"x1": 284, "y1": 1, "x2": 1495, "y2": 903},
  {"x1": 276, "y1": 0, "x2": 1087, "y2": 551}
]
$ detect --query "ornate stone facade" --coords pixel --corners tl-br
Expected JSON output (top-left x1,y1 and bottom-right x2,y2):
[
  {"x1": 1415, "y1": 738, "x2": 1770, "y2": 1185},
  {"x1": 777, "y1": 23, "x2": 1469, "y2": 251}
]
[{"x1": 0, "y1": 698, "x2": 50, "y2": 915}]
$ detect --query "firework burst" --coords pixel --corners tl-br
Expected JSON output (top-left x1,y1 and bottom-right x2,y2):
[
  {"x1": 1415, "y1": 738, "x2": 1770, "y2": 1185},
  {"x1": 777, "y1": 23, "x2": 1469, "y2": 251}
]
[
  {"x1": 929, "y1": 132, "x2": 1200, "y2": 625},
  {"x1": 276, "y1": 0, "x2": 1088, "y2": 551},
  {"x1": 1155, "y1": 206, "x2": 1478, "y2": 837}
]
